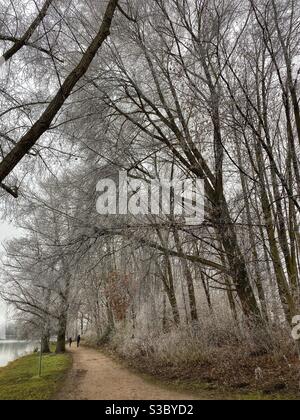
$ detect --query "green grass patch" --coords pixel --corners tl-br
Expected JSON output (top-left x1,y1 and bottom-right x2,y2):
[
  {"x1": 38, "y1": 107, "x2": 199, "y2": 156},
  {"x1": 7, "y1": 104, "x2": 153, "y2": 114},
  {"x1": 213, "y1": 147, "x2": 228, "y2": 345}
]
[{"x1": 0, "y1": 350, "x2": 72, "y2": 400}]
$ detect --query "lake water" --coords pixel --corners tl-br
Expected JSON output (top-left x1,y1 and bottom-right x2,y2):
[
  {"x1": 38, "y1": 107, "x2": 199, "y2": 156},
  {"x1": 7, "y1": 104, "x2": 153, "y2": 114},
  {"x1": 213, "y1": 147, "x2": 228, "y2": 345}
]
[{"x1": 0, "y1": 341, "x2": 36, "y2": 368}]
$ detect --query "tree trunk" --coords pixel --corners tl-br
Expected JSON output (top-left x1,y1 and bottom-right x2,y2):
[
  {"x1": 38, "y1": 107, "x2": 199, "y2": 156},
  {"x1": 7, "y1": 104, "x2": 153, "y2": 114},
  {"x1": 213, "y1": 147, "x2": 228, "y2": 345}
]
[
  {"x1": 254, "y1": 138, "x2": 296, "y2": 323},
  {"x1": 41, "y1": 331, "x2": 51, "y2": 354},
  {"x1": 214, "y1": 200, "x2": 262, "y2": 320},
  {"x1": 236, "y1": 141, "x2": 269, "y2": 322},
  {"x1": 173, "y1": 228, "x2": 198, "y2": 323},
  {"x1": 156, "y1": 260, "x2": 180, "y2": 327},
  {"x1": 162, "y1": 294, "x2": 167, "y2": 332},
  {"x1": 56, "y1": 313, "x2": 67, "y2": 354}
]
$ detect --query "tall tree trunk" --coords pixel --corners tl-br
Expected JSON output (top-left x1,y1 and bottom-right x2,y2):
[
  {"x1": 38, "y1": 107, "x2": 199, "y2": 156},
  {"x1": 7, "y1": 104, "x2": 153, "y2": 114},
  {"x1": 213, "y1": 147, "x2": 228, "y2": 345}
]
[
  {"x1": 255, "y1": 139, "x2": 296, "y2": 323},
  {"x1": 200, "y1": 269, "x2": 214, "y2": 315},
  {"x1": 156, "y1": 260, "x2": 180, "y2": 326},
  {"x1": 56, "y1": 312, "x2": 67, "y2": 354},
  {"x1": 236, "y1": 141, "x2": 269, "y2": 322},
  {"x1": 41, "y1": 289, "x2": 51, "y2": 353},
  {"x1": 162, "y1": 294, "x2": 167, "y2": 332},
  {"x1": 173, "y1": 228, "x2": 198, "y2": 323},
  {"x1": 218, "y1": 250, "x2": 238, "y2": 322},
  {"x1": 41, "y1": 330, "x2": 51, "y2": 354},
  {"x1": 164, "y1": 268, "x2": 181, "y2": 327},
  {"x1": 210, "y1": 82, "x2": 261, "y2": 320},
  {"x1": 214, "y1": 200, "x2": 261, "y2": 320},
  {"x1": 156, "y1": 229, "x2": 181, "y2": 326}
]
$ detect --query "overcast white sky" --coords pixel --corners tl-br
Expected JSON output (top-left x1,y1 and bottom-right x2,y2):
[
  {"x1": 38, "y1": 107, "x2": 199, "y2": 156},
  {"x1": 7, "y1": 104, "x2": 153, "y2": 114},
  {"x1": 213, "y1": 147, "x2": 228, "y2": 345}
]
[{"x1": 0, "y1": 221, "x2": 22, "y2": 249}]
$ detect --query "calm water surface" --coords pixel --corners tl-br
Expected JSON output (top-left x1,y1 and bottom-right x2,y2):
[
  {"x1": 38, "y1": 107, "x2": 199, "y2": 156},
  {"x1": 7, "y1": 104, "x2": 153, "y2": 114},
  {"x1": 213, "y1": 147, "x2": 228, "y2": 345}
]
[{"x1": 0, "y1": 341, "x2": 36, "y2": 367}]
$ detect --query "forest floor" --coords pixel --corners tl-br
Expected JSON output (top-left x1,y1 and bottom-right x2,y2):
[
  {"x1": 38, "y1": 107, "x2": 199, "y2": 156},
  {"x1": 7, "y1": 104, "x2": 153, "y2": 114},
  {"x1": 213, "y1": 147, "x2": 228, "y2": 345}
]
[
  {"x1": 56, "y1": 346, "x2": 298, "y2": 400},
  {"x1": 107, "y1": 346, "x2": 300, "y2": 400},
  {"x1": 56, "y1": 346, "x2": 208, "y2": 400}
]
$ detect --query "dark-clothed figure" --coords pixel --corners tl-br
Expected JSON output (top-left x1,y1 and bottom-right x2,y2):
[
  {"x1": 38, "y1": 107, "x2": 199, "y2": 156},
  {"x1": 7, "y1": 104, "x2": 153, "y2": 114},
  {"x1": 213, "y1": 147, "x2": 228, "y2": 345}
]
[
  {"x1": 69, "y1": 338, "x2": 73, "y2": 348},
  {"x1": 77, "y1": 335, "x2": 81, "y2": 348}
]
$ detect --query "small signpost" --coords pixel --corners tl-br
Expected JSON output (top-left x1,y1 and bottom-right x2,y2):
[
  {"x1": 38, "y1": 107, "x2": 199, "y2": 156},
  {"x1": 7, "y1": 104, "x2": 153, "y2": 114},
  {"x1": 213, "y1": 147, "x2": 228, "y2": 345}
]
[{"x1": 38, "y1": 337, "x2": 43, "y2": 377}]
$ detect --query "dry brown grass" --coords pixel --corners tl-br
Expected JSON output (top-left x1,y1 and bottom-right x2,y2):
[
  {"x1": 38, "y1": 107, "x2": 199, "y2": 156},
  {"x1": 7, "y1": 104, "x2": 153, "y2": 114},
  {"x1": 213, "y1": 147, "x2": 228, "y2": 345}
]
[{"x1": 102, "y1": 318, "x2": 300, "y2": 397}]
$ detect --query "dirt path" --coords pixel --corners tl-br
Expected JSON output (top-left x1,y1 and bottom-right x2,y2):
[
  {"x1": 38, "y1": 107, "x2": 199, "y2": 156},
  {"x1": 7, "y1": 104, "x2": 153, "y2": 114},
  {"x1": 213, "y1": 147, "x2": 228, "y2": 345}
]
[{"x1": 57, "y1": 346, "x2": 203, "y2": 401}]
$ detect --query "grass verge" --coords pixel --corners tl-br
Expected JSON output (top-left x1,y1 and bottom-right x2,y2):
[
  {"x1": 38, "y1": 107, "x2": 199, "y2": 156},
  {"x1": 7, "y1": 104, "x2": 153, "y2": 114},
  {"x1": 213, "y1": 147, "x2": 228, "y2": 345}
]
[{"x1": 0, "y1": 351, "x2": 72, "y2": 400}]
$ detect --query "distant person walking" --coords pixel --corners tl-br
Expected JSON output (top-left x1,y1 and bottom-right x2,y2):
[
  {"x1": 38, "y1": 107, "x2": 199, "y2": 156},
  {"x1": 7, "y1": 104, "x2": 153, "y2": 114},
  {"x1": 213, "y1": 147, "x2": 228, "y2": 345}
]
[
  {"x1": 69, "y1": 338, "x2": 73, "y2": 348},
  {"x1": 77, "y1": 335, "x2": 81, "y2": 348}
]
